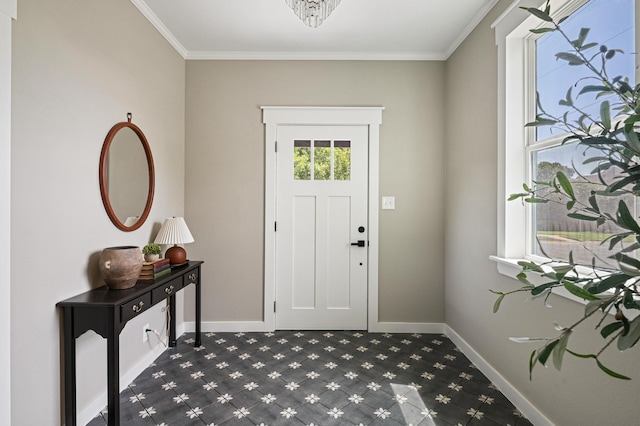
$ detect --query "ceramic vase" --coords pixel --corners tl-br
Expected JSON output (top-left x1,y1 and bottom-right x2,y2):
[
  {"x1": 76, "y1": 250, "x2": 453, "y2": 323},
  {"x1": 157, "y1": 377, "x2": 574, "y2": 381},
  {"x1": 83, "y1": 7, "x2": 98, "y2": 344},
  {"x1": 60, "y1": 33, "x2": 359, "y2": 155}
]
[{"x1": 99, "y1": 246, "x2": 143, "y2": 290}]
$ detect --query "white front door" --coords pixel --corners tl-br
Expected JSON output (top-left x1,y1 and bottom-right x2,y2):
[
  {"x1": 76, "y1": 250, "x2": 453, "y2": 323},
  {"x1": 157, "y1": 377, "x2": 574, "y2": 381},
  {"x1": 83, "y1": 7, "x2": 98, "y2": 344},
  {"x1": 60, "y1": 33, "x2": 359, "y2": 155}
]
[{"x1": 275, "y1": 125, "x2": 369, "y2": 329}]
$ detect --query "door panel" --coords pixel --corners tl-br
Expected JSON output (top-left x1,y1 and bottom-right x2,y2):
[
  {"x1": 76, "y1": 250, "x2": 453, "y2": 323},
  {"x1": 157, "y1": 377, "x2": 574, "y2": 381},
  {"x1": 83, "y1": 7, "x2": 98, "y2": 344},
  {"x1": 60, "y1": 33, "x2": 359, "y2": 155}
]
[{"x1": 276, "y1": 125, "x2": 368, "y2": 329}]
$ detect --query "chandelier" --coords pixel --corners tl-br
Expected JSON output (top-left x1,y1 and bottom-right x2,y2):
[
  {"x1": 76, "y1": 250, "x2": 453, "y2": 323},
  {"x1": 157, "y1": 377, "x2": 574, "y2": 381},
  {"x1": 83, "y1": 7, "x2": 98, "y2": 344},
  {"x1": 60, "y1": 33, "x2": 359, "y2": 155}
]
[{"x1": 285, "y1": 0, "x2": 342, "y2": 28}]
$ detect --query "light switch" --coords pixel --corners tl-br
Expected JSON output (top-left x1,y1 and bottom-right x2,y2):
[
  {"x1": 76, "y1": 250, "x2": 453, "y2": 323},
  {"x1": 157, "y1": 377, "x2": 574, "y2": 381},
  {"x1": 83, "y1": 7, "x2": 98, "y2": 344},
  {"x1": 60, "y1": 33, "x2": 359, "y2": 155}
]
[{"x1": 382, "y1": 196, "x2": 395, "y2": 210}]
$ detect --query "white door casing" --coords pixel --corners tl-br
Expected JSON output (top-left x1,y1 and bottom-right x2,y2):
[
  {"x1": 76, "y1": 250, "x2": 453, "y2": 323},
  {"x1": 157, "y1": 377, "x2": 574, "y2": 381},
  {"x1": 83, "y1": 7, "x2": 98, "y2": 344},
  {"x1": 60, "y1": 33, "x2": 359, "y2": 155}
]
[
  {"x1": 275, "y1": 125, "x2": 368, "y2": 329},
  {"x1": 262, "y1": 107, "x2": 383, "y2": 331}
]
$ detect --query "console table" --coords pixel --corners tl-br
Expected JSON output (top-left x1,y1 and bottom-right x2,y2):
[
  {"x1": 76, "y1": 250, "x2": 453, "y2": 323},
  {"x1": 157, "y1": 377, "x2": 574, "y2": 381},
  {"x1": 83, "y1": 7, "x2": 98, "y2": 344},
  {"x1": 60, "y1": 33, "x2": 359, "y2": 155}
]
[{"x1": 57, "y1": 261, "x2": 203, "y2": 426}]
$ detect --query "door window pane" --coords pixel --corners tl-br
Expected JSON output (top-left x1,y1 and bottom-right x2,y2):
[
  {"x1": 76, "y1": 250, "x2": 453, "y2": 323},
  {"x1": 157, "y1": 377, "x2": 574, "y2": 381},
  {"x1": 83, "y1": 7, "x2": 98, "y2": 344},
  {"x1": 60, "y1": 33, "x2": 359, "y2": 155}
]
[
  {"x1": 334, "y1": 140, "x2": 351, "y2": 181},
  {"x1": 314, "y1": 140, "x2": 331, "y2": 181},
  {"x1": 294, "y1": 140, "x2": 311, "y2": 180}
]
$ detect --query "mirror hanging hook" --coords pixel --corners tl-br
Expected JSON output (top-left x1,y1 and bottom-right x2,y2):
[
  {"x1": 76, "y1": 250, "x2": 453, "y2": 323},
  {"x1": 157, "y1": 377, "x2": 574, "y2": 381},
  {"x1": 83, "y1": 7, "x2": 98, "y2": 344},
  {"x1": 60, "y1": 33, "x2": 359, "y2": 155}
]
[{"x1": 127, "y1": 112, "x2": 132, "y2": 123}]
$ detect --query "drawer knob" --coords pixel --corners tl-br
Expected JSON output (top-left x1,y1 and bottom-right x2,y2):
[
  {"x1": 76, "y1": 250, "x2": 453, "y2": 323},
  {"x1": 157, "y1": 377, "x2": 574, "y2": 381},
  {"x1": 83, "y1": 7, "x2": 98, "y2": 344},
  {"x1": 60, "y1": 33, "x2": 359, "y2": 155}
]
[
  {"x1": 188, "y1": 273, "x2": 197, "y2": 281},
  {"x1": 132, "y1": 301, "x2": 144, "y2": 313},
  {"x1": 165, "y1": 285, "x2": 174, "y2": 294}
]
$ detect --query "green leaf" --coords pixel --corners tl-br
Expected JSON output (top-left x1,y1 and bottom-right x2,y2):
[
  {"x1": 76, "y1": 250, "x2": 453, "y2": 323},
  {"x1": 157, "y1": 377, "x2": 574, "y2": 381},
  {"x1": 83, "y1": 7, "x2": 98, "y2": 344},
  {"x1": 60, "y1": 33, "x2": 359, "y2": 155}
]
[
  {"x1": 529, "y1": 350, "x2": 537, "y2": 381},
  {"x1": 585, "y1": 299, "x2": 604, "y2": 316},
  {"x1": 566, "y1": 200, "x2": 575, "y2": 210},
  {"x1": 524, "y1": 118, "x2": 558, "y2": 127},
  {"x1": 508, "y1": 193, "x2": 528, "y2": 201},
  {"x1": 493, "y1": 294, "x2": 505, "y2": 313},
  {"x1": 524, "y1": 197, "x2": 549, "y2": 203},
  {"x1": 531, "y1": 282, "x2": 556, "y2": 296},
  {"x1": 588, "y1": 194, "x2": 599, "y2": 212},
  {"x1": 591, "y1": 274, "x2": 629, "y2": 293},
  {"x1": 555, "y1": 52, "x2": 585, "y2": 65},
  {"x1": 578, "y1": 85, "x2": 612, "y2": 95},
  {"x1": 552, "y1": 332, "x2": 571, "y2": 370},
  {"x1": 526, "y1": 7, "x2": 553, "y2": 22},
  {"x1": 556, "y1": 171, "x2": 575, "y2": 199},
  {"x1": 600, "y1": 322, "x2": 623, "y2": 338},
  {"x1": 617, "y1": 315, "x2": 640, "y2": 350},
  {"x1": 596, "y1": 359, "x2": 631, "y2": 380},
  {"x1": 567, "y1": 213, "x2": 599, "y2": 221},
  {"x1": 565, "y1": 350, "x2": 631, "y2": 380},
  {"x1": 616, "y1": 200, "x2": 640, "y2": 233},
  {"x1": 518, "y1": 261, "x2": 545, "y2": 273},
  {"x1": 537, "y1": 340, "x2": 559, "y2": 366},
  {"x1": 625, "y1": 130, "x2": 640, "y2": 154},
  {"x1": 516, "y1": 272, "x2": 532, "y2": 285},
  {"x1": 600, "y1": 100, "x2": 611, "y2": 130},
  {"x1": 563, "y1": 282, "x2": 599, "y2": 301},
  {"x1": 576, "y1": 28, "x2": 590, "y2": 49},
  {"x1": 530, "y1": 27, "x2": 556, "y2": 34}
]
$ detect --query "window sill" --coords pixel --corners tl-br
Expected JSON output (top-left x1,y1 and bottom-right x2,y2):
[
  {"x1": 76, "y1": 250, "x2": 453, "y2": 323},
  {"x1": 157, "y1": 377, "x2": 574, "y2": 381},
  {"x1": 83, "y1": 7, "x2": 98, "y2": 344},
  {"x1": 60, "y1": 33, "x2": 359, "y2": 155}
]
[{"x1": 490, "y1": 255, "x2": 596, "y2": 307}]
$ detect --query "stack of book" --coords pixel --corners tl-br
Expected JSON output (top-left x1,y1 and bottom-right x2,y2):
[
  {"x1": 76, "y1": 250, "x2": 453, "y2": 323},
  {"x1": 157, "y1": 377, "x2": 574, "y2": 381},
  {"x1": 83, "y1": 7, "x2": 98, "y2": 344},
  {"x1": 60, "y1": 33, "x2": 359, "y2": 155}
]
[{"x1": 139, "y1": 258, "x2": 171, "y2": 281}]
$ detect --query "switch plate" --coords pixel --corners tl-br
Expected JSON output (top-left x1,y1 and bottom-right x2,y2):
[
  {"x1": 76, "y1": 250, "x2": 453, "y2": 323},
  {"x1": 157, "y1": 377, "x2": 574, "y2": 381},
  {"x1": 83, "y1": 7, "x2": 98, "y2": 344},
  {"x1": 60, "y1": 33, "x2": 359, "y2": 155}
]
[{"x1": 382, "y1": 196, "x2": 395, "y2": 210}]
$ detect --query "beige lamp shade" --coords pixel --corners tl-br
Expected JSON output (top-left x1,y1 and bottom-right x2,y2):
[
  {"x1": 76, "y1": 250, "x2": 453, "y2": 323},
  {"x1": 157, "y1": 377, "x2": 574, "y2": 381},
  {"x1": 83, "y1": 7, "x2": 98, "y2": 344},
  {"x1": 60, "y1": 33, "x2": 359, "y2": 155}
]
[{"x1": 154, "y1": 217, "x2": 194, "y2": 265}]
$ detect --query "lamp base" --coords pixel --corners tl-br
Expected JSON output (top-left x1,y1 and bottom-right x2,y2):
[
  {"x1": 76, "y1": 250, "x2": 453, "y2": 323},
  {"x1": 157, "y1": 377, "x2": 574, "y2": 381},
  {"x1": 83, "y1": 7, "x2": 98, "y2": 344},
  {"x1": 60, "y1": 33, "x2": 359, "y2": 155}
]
[{"x1": 165, "y1": 245, "x2": 187, "y2": 265}]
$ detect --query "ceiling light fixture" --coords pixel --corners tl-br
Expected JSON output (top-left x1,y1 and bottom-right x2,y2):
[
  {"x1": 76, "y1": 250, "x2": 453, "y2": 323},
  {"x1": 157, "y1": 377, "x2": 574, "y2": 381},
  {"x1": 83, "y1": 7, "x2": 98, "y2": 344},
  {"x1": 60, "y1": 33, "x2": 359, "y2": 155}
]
[{"x1": 285, "y1": 0, "x2": 341, "y2": 28}]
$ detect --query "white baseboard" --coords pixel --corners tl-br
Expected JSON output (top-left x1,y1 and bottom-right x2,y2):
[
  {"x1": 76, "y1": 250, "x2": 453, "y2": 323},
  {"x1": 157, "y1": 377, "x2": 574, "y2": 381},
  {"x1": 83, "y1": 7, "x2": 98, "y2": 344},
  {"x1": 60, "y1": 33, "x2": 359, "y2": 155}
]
[
  {"x1": 183, "y1": 320, "x2": 445, "y2": 335},
  {"x1": 184, "y1": 320, "x2": 273, "y2": 333},
  {"x1": 444, "y1": 325, "x2": 553, "y2": 426},
  {"x1": 77, "y1": 343, "x2": 167, "y2": 426},
  {"x1": 368, "y1": 321, "x2": 445, "y2": 334}
]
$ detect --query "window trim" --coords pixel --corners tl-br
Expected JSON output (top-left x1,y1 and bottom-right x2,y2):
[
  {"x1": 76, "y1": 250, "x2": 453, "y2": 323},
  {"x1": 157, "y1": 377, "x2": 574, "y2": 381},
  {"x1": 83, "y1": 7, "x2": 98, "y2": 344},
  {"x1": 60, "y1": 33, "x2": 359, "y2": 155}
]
[{"x1": 489, "y1": 0, "x2": 635, "y2": 305}]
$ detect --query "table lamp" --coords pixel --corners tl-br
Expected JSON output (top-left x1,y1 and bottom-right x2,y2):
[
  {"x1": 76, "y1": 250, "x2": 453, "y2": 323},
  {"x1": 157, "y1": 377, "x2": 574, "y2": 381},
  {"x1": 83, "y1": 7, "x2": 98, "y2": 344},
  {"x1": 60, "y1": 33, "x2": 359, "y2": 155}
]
[{"x1": 154, "y1": 217, "x2": 194, "y2": 265}]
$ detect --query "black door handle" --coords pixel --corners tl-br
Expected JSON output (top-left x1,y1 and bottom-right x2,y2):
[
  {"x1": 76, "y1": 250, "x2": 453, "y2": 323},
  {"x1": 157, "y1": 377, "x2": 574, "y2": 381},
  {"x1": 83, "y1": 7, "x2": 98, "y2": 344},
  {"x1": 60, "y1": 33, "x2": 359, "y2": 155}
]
[{"x1": 351, "y1": 240, "x2": 366, "y2": 247}]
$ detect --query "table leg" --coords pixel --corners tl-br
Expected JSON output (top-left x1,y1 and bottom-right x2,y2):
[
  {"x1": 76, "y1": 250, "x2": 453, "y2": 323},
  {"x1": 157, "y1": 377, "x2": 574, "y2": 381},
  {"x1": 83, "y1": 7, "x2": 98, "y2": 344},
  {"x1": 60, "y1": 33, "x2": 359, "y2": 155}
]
[
  {"x1": 62, "y1": 308, "x2": 77, "y2": 426},
  {"x1": 169, "y1": 294, "x2": 177, "y2": 347},
  {"x1": 195, "y1": 275, "x2": 201, "y2": 347},
  {"x1": 106, "y1": 311, "x2": 120, "y2": 426}
]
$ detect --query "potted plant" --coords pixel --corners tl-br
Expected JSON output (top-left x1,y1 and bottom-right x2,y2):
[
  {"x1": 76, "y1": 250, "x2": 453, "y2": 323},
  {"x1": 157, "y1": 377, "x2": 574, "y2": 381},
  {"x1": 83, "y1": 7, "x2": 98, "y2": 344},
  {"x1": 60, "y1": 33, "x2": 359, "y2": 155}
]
[
  {"x1": 142, "y1": 243, "x2": 162, "y2": 262},
  {"x1": 492, "y1": 1, "x2": 640, "y2": 380}
]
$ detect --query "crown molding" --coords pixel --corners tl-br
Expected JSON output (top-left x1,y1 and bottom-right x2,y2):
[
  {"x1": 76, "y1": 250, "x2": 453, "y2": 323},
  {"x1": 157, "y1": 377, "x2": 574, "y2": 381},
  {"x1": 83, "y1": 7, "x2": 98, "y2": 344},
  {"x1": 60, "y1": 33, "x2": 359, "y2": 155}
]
[
  {"x1": 444, "y1": 0, "x2": 498, "y2": 59},
  {"x1": 185, "y1": 50, "x2": 447, "y2": 61},
  {"x1": 130, "y1": 0, "x2": 188, "y2": 58}
]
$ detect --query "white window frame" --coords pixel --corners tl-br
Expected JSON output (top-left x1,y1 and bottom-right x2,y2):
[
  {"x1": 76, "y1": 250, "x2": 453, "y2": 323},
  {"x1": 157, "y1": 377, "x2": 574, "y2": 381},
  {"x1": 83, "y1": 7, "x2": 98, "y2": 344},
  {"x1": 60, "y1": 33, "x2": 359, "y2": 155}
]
[{"x1": 491, "y1": 0, "x2": 640, "y2": 301}]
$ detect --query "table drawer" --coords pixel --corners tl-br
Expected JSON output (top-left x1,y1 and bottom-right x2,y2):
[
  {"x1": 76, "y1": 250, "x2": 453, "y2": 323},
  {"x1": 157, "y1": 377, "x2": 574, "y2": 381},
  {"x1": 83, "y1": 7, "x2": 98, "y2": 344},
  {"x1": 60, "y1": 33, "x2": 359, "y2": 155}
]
[
  {"x1": 152, "y1": 277, "x2": 182, "y2": 304},
  {"x1": 184, "y1": 268, "x2": 199, "y2": 287},
  {"x1": 121, "y1": 293, "x2": 152, "y2": 322}
]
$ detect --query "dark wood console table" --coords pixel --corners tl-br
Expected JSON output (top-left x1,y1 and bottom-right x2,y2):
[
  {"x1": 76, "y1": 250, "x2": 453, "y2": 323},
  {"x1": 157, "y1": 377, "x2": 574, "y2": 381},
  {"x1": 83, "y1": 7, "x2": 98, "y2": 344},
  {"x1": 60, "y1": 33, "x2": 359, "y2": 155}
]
[{"x1": 57, "y1": 261, "x2": 203, "y2": 426}]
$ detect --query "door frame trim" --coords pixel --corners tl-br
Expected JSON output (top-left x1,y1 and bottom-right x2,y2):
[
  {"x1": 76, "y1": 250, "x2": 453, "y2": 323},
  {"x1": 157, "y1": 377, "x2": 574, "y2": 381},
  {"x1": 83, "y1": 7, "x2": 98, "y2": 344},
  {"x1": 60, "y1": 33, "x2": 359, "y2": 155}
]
[{"x1": 261, "y1": 106, "x2": 384, "y2": 331}]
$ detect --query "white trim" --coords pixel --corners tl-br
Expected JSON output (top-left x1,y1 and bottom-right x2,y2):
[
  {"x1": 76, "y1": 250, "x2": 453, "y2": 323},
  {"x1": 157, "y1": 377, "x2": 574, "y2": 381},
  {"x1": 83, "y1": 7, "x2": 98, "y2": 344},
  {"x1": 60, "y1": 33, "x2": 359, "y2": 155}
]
[
  {"x1": 261, "y1": 107, "x2": 383, "y2": 332},
  {"x1": 0, "y1": 8, "x2": 12, "y2": 426},
  {"x1": 78, "y1": 344, "x2": 167, "y2": 426},
  {"x1": 444, "y1": 0, "x2": 499, "y2": 58},
  {"x1": 445, "y1": 326, "x2": 554, "y2": 426},
  {"x1": 368, "y1": 322, "x2": 445, "y2": 334},
  {"x1": 186, "y1": 51, "x2": 447, "y2": 61},
  {"x1": 184, "y1": 321, "x2": 273, "y2": 333},
  {"x1": 0, "y1": 0, "x2": 15, "y2": 19},
  {"x1": 129, "y1": 0, "x2": 188, "y2": 58}
]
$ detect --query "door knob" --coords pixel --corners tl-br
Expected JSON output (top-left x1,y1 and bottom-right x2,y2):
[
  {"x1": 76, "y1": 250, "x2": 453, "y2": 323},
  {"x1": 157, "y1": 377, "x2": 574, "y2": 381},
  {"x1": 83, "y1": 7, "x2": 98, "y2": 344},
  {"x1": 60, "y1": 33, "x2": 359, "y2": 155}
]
[{"x1": 351, "y1": 240, "x2": 366, "y2": 247}]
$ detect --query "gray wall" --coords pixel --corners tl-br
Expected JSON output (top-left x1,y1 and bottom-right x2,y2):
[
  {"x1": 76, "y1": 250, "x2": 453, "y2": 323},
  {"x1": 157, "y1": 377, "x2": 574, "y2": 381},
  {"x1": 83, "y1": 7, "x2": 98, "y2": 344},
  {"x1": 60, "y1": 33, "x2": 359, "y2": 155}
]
[
  {"x1": 184, "y1": 60, "x2": 446, "y2": 324},
  {"x1": 11, "y1": 0, "x2": 185, "y2": 423},
  {"x1": 444, "y1": 1, "x2": 640, "y2": 425}
]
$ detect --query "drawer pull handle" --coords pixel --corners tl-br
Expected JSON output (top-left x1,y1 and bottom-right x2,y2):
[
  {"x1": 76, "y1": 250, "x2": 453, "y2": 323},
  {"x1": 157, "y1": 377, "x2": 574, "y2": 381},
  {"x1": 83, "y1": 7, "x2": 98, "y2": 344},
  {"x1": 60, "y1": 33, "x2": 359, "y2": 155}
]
[
  {"x1": 188, "y1": 273, "x2": 197, "y2": 281},
  {"x1": 132, "y1": 301, "x2": 144, "y2": 313},
  {"x1": 165, "y1": 285, "x2": 174, "y2": 294}
]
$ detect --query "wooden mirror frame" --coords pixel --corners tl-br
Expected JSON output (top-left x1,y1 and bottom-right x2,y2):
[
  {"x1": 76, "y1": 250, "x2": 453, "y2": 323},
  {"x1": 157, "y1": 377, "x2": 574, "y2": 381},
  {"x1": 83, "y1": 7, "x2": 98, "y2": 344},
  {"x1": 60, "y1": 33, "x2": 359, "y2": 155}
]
[{"x1": 99, "y1": 113, "x2": 155, "y2": 231}]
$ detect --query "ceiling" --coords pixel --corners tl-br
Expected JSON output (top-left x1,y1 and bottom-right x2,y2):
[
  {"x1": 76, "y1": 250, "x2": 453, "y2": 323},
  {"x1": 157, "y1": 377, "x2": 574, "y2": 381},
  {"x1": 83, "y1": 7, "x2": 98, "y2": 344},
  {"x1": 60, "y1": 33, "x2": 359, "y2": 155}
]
[{"x1": 132, "y1": 0, "x2": 498, "y2": 60}]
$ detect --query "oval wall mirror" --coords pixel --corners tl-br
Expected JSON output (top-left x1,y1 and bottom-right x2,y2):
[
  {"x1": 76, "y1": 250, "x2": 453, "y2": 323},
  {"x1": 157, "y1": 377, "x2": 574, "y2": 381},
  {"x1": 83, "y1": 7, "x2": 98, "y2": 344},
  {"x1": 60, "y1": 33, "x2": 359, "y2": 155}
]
[{"x1": 99, "y1": 113, "x2": 155, "y2": 231}]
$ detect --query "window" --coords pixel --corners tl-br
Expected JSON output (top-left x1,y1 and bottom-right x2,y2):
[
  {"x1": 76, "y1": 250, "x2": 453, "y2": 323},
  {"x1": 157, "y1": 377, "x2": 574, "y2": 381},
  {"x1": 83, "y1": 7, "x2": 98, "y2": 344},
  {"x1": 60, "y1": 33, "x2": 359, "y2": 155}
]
[
  {"x1": 493, "y1": 0, "x2": 639, "y2": 284},
  {"x1": 526, "y1": 0, "x2": 636, "y2": 268},
  {"x1": 293, "y1": 139, "x2": 351, "y2": 181}
]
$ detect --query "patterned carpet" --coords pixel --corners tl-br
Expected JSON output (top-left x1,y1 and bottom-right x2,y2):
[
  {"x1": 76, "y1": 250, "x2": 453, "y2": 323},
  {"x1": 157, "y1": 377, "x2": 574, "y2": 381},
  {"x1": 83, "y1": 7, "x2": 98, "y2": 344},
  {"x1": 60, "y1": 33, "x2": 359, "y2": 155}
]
[{"x1": 88, "y1": 331, "x2": 533, "y2": 425}]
